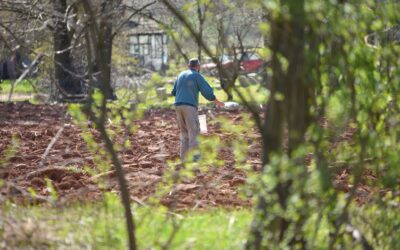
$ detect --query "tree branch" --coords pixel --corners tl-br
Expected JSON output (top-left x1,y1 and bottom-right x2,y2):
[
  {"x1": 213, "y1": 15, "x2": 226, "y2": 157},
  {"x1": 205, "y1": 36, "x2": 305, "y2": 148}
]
[
  {"x1": 112, "y1": 1, "x2": 157, "y2": 39},
  {"x1": 7, "y1": 53, "x2": 44, "y2": 102}
]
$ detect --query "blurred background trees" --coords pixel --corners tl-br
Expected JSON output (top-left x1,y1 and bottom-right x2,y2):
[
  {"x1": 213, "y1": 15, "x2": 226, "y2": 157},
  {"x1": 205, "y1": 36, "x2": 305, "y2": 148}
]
[{"x1": 1, "y1": 0, "x2": 399, "y2": 249}]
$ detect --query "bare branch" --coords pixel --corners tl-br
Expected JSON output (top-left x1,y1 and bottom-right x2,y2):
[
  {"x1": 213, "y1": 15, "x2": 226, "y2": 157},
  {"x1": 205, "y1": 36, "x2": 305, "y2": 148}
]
[
  {"x1": 112, "y1": 1, "x2": 157, "y2": 39},
  {"x1": 7, "y1": 53, "x2": 44, "y2": 102},
  {"x1": 39, "y1": 124, "x2": 66, "y2": 167}
]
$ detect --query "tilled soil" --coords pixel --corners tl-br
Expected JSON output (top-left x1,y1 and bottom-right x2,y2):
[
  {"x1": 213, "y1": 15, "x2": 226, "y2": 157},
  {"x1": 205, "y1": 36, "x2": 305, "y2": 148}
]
[
  {"x1": 0, "y1": 102, "x2": 376, "y2": 208},
  {"x1": 0, "y1": 102, "x2": 261, "y2": 209}
]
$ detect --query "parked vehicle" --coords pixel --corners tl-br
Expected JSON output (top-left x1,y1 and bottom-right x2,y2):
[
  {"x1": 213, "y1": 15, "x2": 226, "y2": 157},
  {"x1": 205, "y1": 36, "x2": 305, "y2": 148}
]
[
  {"x1": 239, "y1": 52, "x2": 264, "y2": 74},
  {"x1": 201, "y1": 52, "x2": 264, "y2": 76},
  {"x1": 201, "y1": 55, "x2": 233, "y2": 76}
]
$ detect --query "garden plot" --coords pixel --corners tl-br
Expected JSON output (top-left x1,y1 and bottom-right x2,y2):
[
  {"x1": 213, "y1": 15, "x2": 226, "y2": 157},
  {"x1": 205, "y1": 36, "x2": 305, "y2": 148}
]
[
  {"x1": 0, "y1": 102, "x2": 375, "y2": 208},
  {"x1": 0, "y1": 102, "x2": 260, "y2": 209}
]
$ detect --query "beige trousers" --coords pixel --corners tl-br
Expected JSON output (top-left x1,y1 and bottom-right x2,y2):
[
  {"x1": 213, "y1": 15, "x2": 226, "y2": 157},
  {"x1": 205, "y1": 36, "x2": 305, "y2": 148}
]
[{"x1": 175, "y1": 105, "x2": 200, "y2": 159}]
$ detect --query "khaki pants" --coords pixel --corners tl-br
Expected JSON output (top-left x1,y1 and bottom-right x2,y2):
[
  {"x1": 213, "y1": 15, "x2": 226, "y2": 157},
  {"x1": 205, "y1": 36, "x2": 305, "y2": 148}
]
[{"x1": 175, "y1": 105, "x2": 199, "y2": 159}]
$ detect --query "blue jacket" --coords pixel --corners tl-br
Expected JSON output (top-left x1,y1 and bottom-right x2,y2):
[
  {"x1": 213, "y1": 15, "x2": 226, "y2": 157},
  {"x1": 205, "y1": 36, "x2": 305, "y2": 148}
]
[{"x1": 171, "y1": 69, "x2": 216, "y2": 107}]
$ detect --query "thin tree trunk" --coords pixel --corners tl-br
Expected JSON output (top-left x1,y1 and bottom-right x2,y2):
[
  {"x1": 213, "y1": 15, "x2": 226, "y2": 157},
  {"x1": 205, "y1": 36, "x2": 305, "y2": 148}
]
[
  {"x1": 98, "y1": 9, "x2": 115, "y2": 100},
  {"x1": 196, "y1": 0, "x2": 204, "y2": 61},
  {"x1": 261, "y1": 10, "x2": 269, "y2": 89},
  {"x1": 82, "y1": 1, "x2": 136, "y2": 249},
  {"x1": 216, "y1": 19, "x2": 234, "y2": 101}
]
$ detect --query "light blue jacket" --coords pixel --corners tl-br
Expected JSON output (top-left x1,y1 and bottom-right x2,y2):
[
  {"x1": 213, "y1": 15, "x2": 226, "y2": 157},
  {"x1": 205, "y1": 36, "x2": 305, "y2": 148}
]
[{"x1": 171, "y1": 69, "x2": 216, "y2": 108}]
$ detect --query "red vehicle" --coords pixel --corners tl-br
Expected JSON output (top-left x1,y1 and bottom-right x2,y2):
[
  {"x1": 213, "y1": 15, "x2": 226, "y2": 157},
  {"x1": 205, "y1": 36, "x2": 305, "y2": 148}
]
[
  {"x1": 239, "y1": 52, "x2": 264, "y2": 74},
  {"x1": 202, "y1": 52, "x2": 264, "y2": 75},
  {"x1": 201, "y1": 55, "x2": 233, "y2": 75}
]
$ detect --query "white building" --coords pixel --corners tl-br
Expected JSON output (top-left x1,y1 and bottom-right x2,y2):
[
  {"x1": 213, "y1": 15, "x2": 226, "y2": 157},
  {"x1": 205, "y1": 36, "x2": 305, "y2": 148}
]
[{"x1": 128, "y1": 18, "x2": 168, "y2": 71}]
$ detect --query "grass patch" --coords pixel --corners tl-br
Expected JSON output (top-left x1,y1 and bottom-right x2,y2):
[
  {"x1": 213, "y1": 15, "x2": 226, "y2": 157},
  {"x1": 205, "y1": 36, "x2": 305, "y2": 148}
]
[
  {"x1": 1, "y1": 194, "x2": 252, "y2": 249},
  {"x1": 0, "y1": 79, "x2": 36, "y2": 94},
  {"x1": 116, "y1": 75, "x2": 268, "y2": 108}
]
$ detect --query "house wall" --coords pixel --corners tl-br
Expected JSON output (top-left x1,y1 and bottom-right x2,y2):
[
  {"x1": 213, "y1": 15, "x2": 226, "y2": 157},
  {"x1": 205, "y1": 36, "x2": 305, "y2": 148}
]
[{"x1": 129, "y1": 33, "x2": 168, "y2": 71}]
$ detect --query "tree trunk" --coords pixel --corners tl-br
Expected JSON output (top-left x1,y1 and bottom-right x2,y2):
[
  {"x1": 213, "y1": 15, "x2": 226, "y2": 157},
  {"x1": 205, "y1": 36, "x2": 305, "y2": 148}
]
[
  {"x1": 53, "y1": 0, "x2": 82, "y2": 96},
  {"x1": 285, "y1": 0, "x2": 308, "y2": 155},
  {"x1": 247, "y1": 0, "x2": 310, "y2": 248},
  {"x1": 216, "y1": 19, "x2": 234, "y2": 101},
  {"x1": 218, "y1": 68, "x2": 233, "y2": 101},
  {"x1": 261, "y1": 10, "x2": 269, "y2": 89},
  {"x1": 196, "y1": 1, "x2": 204, "y2": 61}
]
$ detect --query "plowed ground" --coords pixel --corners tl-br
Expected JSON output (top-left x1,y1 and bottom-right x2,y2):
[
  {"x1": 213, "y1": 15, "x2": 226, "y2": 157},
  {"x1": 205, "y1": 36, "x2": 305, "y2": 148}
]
[
  {"x1": 0, "y1": 102, "x2": 375, "y2": 209},
  {"x1": 1, "y1": 102, "x2": 262, "y2": 209}
]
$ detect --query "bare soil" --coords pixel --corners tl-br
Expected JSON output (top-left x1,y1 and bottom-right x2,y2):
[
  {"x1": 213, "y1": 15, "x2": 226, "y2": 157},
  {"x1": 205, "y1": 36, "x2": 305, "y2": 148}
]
[
  {"x1": 0, "y1": 102, "x2": 261, "y2": 209},
  {"x1": 0, "y1": 102, "x2": 375, "y2": 209}
]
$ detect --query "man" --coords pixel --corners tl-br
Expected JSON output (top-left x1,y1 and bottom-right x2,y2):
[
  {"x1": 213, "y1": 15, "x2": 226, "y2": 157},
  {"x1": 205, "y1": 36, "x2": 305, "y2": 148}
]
[{"x1": 172, "y1": 58, "x2": 225, "y2": 160}]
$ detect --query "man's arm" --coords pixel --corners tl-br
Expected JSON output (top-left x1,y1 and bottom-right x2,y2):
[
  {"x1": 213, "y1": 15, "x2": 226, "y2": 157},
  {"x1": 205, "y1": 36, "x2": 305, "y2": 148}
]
[
  {"x1": 197, "y1": 74, "x2": 216, "y2": 101},
  {"x1": 213, "y1": 99, "x2": 225, "y2": 107},
  {"x1": 197, "y1": 74, "x2": 224, "y2": 107}
]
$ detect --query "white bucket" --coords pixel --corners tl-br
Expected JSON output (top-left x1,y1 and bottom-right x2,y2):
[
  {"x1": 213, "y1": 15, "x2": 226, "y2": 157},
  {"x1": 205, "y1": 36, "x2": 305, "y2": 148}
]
[
  {"x1": 199, "y1": 114, "x2": 208, "y2": 134},
  {"x1": 224, "y1": 101, "x2": 239, "y2": 110}
]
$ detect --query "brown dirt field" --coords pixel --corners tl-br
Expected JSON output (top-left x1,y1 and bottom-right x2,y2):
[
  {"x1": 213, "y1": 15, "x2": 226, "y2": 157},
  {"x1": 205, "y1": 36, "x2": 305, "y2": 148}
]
[
  {"x1": 0, "y1": 102, "x2": 375, "y2": 209},
  {"x1": 0, "y1": 102, "x2": 261, "y2": 209}
]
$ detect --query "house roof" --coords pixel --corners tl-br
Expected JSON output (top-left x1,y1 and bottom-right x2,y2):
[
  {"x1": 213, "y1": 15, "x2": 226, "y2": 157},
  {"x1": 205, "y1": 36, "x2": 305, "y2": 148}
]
[{"x1": 127, "y1": 17, "x2": 165, "y2": 35}]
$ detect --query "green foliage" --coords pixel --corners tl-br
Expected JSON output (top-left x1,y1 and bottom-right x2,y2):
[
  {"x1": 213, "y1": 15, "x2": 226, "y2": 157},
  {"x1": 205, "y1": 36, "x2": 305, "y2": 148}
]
[
  {"x1": 165, "y1": 61, "x2": 182, "y2": 77},
  {"x1": 44, "y1": 178, "x2": 58, "y2": 203},
  {"x1": 241, "y1": 0, "x2": 400, "y2": 249},
  {"x1": 149, "y1": 73, "x2": 165, "y2": 88},
  {"x1": 352, "y1": 194, "x2": 400, "y2": 249},
  {"x1": 0, "y1": 136, "x2": 19, "y2": 168}
]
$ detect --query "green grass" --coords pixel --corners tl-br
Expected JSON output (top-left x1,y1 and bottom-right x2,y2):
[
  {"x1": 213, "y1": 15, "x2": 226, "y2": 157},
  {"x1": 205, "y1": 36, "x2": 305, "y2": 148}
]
[
  {"x1": 116, "y1": 75, "x2": 268, "y2": 108},
  {"x1": 0, "y1": 73, "x2": 267, "y2": 106},
  {"x1": 0, "y1": 79, "x2": 35, "y2": 94},
  {"x1": 1, "y1": 194, "x2": 252, "y2": 249}
]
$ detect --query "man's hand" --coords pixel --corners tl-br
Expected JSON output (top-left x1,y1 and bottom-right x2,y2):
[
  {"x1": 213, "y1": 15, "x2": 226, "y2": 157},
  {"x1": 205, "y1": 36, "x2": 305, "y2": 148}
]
[{"x1": 213, "y1": 99, "x2": 225, "y2": 108}]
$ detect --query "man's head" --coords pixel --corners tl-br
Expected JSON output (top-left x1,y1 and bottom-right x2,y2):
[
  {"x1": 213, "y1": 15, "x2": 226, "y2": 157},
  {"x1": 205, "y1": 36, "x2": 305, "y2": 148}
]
[{"x1": 188, "y1": 58, "x2": 200, "y2": 71}]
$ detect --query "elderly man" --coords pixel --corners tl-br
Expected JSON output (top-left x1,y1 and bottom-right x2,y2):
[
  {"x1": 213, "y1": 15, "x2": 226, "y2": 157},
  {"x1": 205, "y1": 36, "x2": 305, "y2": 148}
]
[{"x1": 172, "y1": 58, "x2": 225, "y2": 160}]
